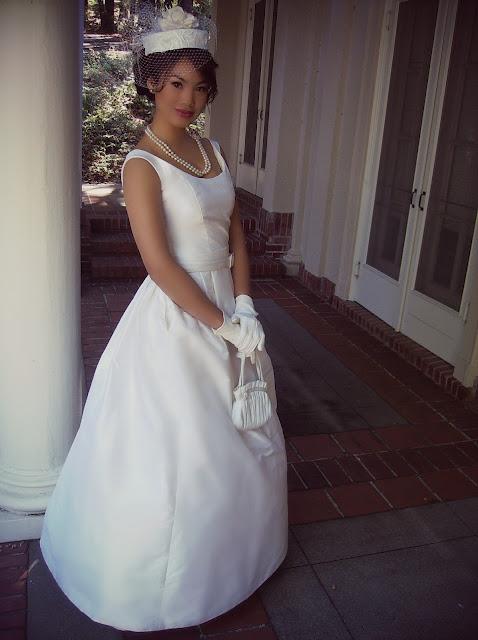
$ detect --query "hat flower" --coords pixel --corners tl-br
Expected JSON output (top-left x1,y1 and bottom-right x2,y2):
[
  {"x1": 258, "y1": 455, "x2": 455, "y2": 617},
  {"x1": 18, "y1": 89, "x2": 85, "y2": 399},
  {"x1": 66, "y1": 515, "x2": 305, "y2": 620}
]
[{"x1": 159, "y1": 6, "x2": 199, "y2": 31}]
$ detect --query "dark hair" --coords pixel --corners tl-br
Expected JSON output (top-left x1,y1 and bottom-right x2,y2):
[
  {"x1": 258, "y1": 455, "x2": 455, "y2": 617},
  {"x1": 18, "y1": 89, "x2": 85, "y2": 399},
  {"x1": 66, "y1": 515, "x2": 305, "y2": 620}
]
[{"x1": 133, "y1": 47, "x2": 218, "y2": 105}]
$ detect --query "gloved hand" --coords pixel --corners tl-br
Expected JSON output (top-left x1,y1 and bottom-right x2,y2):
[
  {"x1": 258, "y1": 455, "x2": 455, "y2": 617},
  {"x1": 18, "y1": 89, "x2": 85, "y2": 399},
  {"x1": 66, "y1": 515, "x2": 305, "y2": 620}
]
[
  {"x1": 232, "y1": 294, "x2": 259, "y2": 320},
  {"x1": 231, "y1": 294, "x2": 265, "y2": 353},
  {"x1": 212, "y1": 311, "x2": 261, "y2": 354}
]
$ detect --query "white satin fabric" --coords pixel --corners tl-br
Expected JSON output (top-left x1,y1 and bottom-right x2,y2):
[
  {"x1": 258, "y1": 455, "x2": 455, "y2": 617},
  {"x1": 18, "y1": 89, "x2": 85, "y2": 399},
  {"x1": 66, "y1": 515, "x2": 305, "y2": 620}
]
[{"x1": 39, "y1": 140, "x2": 288, "y2": 632}]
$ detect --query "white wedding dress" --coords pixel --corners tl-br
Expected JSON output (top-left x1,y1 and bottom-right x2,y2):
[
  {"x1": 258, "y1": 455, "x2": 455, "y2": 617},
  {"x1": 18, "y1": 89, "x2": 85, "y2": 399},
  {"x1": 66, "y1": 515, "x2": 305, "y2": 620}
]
[{"x1": 39, "y1": 139, "x2": 288, "y2": 632}]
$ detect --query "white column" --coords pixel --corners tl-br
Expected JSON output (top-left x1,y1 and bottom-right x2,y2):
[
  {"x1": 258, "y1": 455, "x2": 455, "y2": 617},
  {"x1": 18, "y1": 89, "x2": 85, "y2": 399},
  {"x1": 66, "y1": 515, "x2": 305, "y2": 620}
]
[
  {"x1": 259, "y1": 0, "x2": 320, "y2": 274},
  {"x1": 298, "y1": 0, "x2": 354, "y2": 280},
  {"x1": 297, "y1": 0, "x2": 384, "y2": 287},
  {"x1": 276, "y1": 0, "x2": 323, "y2": 274},
  {"x1": 210, "y1": 0, "x2": 248, "y2": 172},
  {"x1": 456, "y1": 265, "x2": 478, "y2": 390},
  {"x1": 262, "y1": 0, "x2": 317, "y2": 214},
  {"x1": 0, "y1": 0, "x2": 83, "y2": 542}
]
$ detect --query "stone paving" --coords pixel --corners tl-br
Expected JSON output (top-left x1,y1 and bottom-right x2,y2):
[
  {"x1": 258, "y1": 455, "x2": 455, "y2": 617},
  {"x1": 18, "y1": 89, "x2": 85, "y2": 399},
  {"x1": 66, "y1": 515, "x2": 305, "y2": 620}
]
[{"x1": 2, "y1": 274, "x2": 478, "y2": 639}]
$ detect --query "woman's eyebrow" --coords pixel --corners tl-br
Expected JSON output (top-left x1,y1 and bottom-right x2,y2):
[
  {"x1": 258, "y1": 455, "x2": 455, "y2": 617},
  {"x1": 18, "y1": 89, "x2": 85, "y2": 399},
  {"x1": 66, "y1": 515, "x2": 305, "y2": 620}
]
[{"x1": 170, "y1": 74, "x2": 207, "y2": 85}]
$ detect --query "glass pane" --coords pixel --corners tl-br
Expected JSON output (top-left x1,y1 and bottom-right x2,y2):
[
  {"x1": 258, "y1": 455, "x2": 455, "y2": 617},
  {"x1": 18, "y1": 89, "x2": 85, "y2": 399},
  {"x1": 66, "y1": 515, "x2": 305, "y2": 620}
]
[
  {"x1": 261, "y1": 0, "x2": 277, "y2": 169},
  {"x1": 366, "y1": 0, "x2": 438, "y2": 279},
  {"x1": 244, "y1": 0, "x2": 265, "y2": 166},
  {"x1": 415, "y1": 0, "x2": 478, "y2": 310}
]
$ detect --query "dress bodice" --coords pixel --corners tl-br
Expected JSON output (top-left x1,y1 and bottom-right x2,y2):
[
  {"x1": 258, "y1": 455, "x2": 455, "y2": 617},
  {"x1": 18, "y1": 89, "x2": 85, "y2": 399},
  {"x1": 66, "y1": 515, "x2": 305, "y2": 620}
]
[{"x1": 121, "y1": 140, "x2": 236, "y2": 268}]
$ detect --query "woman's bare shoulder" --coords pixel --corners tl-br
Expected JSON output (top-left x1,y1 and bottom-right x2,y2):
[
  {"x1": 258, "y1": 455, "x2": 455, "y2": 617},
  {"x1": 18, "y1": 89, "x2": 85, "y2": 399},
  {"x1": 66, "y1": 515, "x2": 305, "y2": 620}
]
[
  {"x1": 122, "y1": 149, "x2": 162, "y2": 188},
  {"x1": 127, "y1": 140, "x2": 156, "y2": 156}
]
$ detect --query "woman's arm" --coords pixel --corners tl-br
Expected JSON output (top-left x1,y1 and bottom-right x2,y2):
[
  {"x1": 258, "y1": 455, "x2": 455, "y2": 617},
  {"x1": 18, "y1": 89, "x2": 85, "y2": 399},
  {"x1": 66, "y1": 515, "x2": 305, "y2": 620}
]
[
  {"x1": 122, "y1": 157, "x2": 224, "y2": 329},
  {"x1": 219, "y1": 144, "x2": 251, "y2": 297}
]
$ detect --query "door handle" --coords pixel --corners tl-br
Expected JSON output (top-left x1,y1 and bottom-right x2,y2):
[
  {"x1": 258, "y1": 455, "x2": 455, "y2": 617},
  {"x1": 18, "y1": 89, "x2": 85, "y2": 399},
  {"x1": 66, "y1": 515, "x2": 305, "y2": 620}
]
[
  {"x1": 410, "y1": 188, "x2": 417, "y2": 208},
  {"x1": 418, "y1": 190, "x2": 426, "y2": 211}
]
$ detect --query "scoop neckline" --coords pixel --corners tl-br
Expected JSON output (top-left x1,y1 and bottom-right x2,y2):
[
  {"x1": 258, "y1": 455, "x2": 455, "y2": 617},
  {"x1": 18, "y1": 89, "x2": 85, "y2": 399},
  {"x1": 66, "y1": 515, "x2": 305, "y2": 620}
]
[{"x1": 130, "y1": 141, "x2": 226, "y2": 181}]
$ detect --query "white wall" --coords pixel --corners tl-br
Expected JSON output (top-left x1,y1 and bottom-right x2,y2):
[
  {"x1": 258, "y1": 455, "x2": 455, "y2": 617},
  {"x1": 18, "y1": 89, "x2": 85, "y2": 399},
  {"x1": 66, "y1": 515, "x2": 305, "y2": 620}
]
[
  {"x1": 261, "y1": 0, "x2": 319, "y2": 214},
  {"x1": 210, "y1": 0, "x2": 248, "y2": 176},
  {"x1": 297, "y1": 0, "x2": 384, "y2": 294},
  {"x1": 215, "y1": 0, "x2": 384, "y2": 286},
  {"x1": 212, "y1": 0, "x2": 478, "y2": 393}
]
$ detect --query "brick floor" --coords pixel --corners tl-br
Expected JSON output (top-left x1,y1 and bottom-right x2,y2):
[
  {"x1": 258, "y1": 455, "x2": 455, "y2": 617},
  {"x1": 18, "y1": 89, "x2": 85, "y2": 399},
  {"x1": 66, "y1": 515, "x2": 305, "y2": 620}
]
[
  {"x1": 0, "y1": 542, "x2": 28, "y2": 640},
  {"x1": 3, "y1": 273, "x2": 478, "y2": 638}
]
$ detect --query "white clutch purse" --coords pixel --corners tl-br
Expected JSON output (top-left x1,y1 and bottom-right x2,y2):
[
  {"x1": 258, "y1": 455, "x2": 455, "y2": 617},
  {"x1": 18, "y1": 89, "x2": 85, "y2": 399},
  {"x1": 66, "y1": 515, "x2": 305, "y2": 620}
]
[{"x1": 232, "y1": 351, "x2": 273, "y2": 431}]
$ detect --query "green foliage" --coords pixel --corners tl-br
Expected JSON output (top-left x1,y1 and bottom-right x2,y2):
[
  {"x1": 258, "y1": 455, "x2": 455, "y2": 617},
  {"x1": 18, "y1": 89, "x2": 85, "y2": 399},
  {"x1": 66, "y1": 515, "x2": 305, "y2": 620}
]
[
  {"x1": 85, "y1": 1, "x2": 214, "y2": 36},
  {"x1": 82, "y1": 50, "x2": 148, "y2": 182},
  {"x1": 82, "y1": 48, "x2": 207, "y2": 183}
]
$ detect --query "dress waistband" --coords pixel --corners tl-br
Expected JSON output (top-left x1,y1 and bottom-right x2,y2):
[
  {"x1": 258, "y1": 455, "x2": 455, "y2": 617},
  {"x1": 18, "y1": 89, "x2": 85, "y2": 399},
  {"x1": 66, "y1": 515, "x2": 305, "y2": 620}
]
[{"x1": 172, "y1": 251, "x2": 235, "y2": 273}]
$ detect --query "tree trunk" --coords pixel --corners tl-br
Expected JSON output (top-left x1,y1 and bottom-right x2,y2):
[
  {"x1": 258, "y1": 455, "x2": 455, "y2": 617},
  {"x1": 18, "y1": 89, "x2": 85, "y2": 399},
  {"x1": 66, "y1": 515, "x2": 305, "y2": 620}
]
[
  {"x1": 104, "y1": 0, "x2": 116, "y2": 32},
  {"x1": 98, "y1": 0, "x2": 116, "y2": 33},
  {"x1": 97, "y1": 0, "x2": 104, "y2": 24},
  {"x1": 119, "y1": 0, "x2": 130, "y2": 21}
]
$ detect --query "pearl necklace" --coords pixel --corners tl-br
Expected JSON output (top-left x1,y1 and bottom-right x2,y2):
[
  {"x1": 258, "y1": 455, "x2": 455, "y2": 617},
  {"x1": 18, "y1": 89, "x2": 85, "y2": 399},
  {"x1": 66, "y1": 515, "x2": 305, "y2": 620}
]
[{"x1": 145, "y1": 125, "x2": 212, "y2": 177}]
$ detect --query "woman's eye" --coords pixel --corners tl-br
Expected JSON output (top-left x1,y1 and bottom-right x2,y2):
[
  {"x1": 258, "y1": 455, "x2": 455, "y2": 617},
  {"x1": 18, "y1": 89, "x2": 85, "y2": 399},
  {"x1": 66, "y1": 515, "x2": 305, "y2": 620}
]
[{"x1": 171, "y1": 81, "x2": 207, "y2": 92}]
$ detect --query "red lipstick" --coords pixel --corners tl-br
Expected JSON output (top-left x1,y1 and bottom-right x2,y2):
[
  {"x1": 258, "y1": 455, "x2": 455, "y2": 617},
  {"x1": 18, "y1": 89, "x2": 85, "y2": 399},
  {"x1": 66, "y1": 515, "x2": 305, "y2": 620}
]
[{"x1": 176, "y1": 109, "x2": 194, "y2": 118}]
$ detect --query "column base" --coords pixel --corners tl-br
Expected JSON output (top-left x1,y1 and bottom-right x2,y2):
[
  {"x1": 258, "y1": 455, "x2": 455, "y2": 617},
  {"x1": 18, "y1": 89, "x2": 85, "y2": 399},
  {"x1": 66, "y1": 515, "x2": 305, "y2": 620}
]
[{"x1": 280, "y1": 251, "x2": 302, "y2": 276}]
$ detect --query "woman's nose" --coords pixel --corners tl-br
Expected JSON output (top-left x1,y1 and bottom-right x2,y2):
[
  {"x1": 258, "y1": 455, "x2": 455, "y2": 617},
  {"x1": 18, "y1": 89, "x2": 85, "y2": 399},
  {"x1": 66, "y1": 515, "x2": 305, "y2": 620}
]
[{"x1": 184, "y1": 86, "x2": 195, "y2": 105}]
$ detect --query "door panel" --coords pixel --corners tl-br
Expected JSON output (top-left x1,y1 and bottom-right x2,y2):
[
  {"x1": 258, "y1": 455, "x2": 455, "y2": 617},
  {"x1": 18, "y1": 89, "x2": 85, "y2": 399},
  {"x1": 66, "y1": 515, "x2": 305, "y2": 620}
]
[
  {"x1": 414, "y1": 0, "x2": 478, "y2": 311},
  {"x1": 244, "y1": 0, "x2": 266, "y2": 166},
  {"x1": 354, "y1": 0, "x2": 478, "y2": 366},
  {"x1": 260, "y1": 0, "x2": 277, "y2": 170},
  {"x1": 366, "y1": 0, "x2": 439, "y2": 280},
  {"x1": 237, "y1": 0, "x2": 277, "y2": 196}
]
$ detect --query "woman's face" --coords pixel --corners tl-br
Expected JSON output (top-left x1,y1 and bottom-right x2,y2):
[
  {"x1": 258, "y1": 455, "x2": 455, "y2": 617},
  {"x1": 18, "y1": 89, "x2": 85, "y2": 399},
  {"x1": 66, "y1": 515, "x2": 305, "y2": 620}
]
[{"x1": 148, "y1": 59, "x2": 210, "y2": 125}]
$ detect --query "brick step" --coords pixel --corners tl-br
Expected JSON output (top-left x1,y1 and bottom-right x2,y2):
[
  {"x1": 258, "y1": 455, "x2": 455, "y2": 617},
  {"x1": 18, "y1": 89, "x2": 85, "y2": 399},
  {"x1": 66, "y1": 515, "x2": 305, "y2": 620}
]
[
  {"x1": 236, "y1": 188, "x2": 262, "y2": 217},
  {"x1": 241, "y1": 214, "x2": 257, "y2": 234},
  {"x1": 90, "y1": 231, "x2": 139, "y2": 255},
  {"x1": 81, "y1": 206, "x2": 130, "y2": 233},
  {"x1": 249, "y1": 255, "x2": 287, "y2": 277},
  {"x1": 89, "y1": 227, "x2": 262, "y2": 257},
  {"x1": 245, "y1": 231, "x2": 266, "y2": 255},
  {"x1": 83, "y1": 207, "x2": 258, "y2": 235},
  {"x1": 90, "y1": 254, "x2": 286, "y2": 279},
  {"x1": 91, "y1": 255, "x2": 147, "y2": 279}
]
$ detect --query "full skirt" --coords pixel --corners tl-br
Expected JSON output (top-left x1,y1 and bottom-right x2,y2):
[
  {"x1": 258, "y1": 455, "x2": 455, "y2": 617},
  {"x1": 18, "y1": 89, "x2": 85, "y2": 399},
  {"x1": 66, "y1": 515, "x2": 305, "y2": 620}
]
[{"x1": 40, "y1": 267, "x2": 288, "y2": 632}]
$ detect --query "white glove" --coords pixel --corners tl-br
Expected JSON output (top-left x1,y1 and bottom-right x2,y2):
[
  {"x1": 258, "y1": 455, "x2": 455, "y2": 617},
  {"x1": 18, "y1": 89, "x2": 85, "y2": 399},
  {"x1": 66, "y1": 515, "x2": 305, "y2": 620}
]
[
  {"x1": 232, "y1": 294, "x2": 259, "y2": 320},
  {"x1": 231, "y1": 294, "x2": 265, "y2": 354},
  {"x1": 212, "y1": 311, "x2": 260, "y2": 353}
]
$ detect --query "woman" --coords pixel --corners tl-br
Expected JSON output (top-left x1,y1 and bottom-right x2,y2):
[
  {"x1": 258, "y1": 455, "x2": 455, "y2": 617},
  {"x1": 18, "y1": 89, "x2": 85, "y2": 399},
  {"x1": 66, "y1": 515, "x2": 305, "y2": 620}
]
[{"x1": 39, "y1": 6, "x2": 288, "y2": 632}]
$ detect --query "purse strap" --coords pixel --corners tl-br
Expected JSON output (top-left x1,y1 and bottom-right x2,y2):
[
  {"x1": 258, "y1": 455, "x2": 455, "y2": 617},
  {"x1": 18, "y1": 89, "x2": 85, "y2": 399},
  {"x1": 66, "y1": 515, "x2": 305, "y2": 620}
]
[{"x1": 237, "y1": 350, "x2": 264, "y2": 386}]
